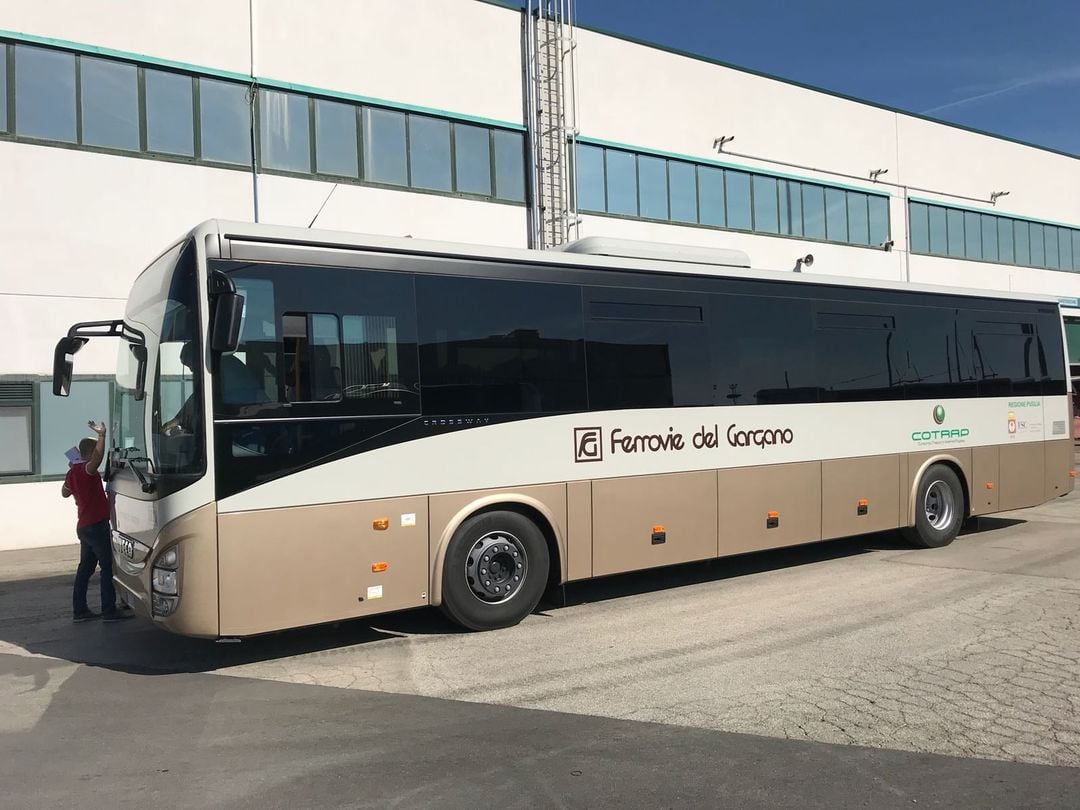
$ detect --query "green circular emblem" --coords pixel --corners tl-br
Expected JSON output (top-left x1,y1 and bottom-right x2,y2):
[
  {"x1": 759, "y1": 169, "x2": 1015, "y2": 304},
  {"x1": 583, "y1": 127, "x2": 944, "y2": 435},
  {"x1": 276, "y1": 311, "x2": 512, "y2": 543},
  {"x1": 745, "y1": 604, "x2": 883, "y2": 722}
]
[{"x1": 933, "y1": 405, "x2": 945, "y2": 425}]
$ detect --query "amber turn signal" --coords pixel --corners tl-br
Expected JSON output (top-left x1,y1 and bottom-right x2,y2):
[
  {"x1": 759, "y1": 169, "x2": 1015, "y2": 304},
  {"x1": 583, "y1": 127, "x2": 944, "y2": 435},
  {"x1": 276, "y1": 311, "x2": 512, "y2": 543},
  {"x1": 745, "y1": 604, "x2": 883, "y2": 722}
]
[
  {"x1": 651, "y1": 524, "x2": 665, "y2": 533},
  {"x1": 766, "y1": 511, "x2": 779, "y2": 519},
  {"x1": 1070, "y1": 470, "x2": 1078, "y2": 478},
  {"x1": 857, "y1": 499, "x2": 868, "y2": 507},
  {"x1": 371, "y1": 562, "x2": 388, "y2": 573},
  {"x1": 986, "y1": 482, "x2": 994, "y2": 489},
  {"x1": 372, "y1": 518, "x2": 390, "y2": 530}
]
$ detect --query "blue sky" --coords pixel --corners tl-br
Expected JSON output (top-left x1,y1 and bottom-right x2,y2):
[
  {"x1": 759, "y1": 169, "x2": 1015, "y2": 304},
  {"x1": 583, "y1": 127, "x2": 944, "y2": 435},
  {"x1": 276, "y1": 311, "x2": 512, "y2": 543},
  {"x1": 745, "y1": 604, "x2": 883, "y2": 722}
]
[{"x1": 571, "y1": 0, "x2": 1080, "y2": 156}]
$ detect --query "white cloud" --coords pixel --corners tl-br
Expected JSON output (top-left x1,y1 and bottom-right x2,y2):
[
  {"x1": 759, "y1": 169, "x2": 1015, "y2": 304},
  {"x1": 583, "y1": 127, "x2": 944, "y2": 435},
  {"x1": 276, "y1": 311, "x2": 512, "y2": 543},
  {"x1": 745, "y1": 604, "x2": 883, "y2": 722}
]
[{"x1": 921, "y1": 65, "x2": 1080, "y2": 114}]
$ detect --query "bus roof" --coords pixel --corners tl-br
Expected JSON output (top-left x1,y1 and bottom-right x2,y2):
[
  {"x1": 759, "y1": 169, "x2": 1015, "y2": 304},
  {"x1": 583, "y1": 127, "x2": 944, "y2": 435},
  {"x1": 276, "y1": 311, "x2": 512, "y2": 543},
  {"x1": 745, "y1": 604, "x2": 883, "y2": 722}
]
[{"x1": 193, "y1": 219, "x2": 1063, "y2": 308}]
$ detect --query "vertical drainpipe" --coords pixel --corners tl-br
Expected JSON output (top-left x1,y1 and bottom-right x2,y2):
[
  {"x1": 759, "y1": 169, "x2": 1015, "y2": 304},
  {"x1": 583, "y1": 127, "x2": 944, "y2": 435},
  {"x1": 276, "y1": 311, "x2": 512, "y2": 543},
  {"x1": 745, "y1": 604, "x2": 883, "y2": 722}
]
[
  {"x1": 522, "y1": 3, "x2": 541, "y2": 249},
  {"x1": 249, "y1": 0, "x2": 260, "y2": 223},
  {"x1": 894, "y1": 112, "x2": 908, "y2": 284}
]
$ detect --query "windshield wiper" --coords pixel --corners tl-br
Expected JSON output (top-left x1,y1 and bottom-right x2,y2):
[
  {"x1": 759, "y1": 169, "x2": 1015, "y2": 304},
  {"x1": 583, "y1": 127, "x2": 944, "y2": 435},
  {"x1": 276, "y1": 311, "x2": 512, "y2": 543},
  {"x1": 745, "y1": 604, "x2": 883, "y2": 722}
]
[{"x1": 124, "y1": 456, "x2": 157, "y2": 494}]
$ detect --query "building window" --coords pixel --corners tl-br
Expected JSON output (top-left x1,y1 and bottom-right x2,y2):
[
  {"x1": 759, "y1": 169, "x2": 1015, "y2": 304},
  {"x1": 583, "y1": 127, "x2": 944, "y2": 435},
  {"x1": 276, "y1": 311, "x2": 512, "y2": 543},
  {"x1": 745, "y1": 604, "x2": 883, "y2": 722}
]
[
  {"x1": 38, "y1": 380, "x2": 112, "y2": 476},
  {"x1": 363, "y1": 107, "x2": 408, "y2": 186},
  {"x1": 493, "y1": 130, "x2": 525, "y2": 202},
  {"x1": 669, "y1": 161, "x2": 697, "y2": 224},
  {"x1": 752, "y1": 175, "x2": 779, "y2": 234},
  {"x1": 0, "y1": 36, "x2": 526, "y2": 207},
  {"x1": 259, "y1": 89, "x2": 310, "y2": 173},
  {"x1": 909, "y1": 202, "x2": 929, "y2": 254},
  {"x1": 824, "y1": 188, "x2": 847, "y2": 242},
  {"x1": 0, "y1": 44, "x2": 10, "y2": 133},
  {"x1": 981, "y1": 214, "x2": 998, "y2": 262},
  {"x1": 14, "y1": 45, "x2": 76, "y2": 143},
  {"x1": 725, "y1": 170, "x2": 752, "y2": 230},
  {"x1": 847, "y1": 191, "x2": 870, "y2": 245},
  {"x1": 779, "y1": 179, "x2": 803, "y2": 236},
  {"x1": 574, "y1": 142, "x2": 890, "y2": 250},
  {"x1": 0, "y1": 405, "x2": 32, "y2": 475},
  {"x1": 638, "y1": 155, "x2": 669, "y2": 221},
  {"x1": 802, "y1": 184, "x2": 826, "y2": 240},
  {"x1": 145, "y1": 69, "x2": 194, "y2": 156},
  {"x1": 964, "y1": 211, "x2": 981, "y2": 260},
  {"x1": 199, "y1": 78, "x2": 251, "y2": 165},
  {"x1": 80, "y1": 56, "x2": 139, "y2": 151},
  {"x1": 0, "y1": 380, "x2": 34, "y2": 476},
  {"x1": 407, "y1": 114, "x2": 451, "y2": 191},
  {"x1": 605, "y1": 149, "x2": 638, "y2": 216},
  {"x1": 868, "y1": 195, "x2": 889, "y2": 247},
  {"x1": 314, "y1": 98, "x2": 359, "y2": 178},
  {"x1": 453, "y1": 123, "x2": 492, "y2": 196},
  {"x1": 910, "y1": 201, "x2": 1080, "y2": 272},
  {"x1": 575, "y1": 144, "x2": 606, "y2": 212},
  {"x1": 1029, "y1": 223, "x2": 1046, "y2": 267}
]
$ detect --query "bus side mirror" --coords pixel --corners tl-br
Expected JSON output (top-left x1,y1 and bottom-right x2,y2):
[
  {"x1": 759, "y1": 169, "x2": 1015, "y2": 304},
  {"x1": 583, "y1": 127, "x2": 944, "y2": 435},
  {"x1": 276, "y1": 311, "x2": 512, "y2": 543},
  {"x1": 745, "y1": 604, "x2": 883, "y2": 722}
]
[
  {"x1": 130, "y1": 344, "x2": 148, "y2": 402},
  {"x1": 210, "y1": 293, "x2": 245, "y2": 353},
  {"x1": 52, "y1": 337, "x2": 86, "y2": 397}
]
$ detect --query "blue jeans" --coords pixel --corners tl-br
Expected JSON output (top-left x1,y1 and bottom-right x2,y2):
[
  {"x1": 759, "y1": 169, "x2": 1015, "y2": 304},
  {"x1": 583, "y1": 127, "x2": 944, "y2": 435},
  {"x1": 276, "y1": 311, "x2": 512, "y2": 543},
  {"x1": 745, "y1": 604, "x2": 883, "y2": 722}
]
[{"x1": 73, "y1": 520, "x2": 116, "y2": 614}]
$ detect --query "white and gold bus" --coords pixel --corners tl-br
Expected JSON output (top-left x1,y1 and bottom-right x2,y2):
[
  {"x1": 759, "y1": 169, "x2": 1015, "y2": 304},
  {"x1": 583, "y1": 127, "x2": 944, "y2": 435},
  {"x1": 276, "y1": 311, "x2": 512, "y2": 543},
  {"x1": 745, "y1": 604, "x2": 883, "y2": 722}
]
[{"x1": 54, "y1": 221, "x2": 1075, "y2": 637}]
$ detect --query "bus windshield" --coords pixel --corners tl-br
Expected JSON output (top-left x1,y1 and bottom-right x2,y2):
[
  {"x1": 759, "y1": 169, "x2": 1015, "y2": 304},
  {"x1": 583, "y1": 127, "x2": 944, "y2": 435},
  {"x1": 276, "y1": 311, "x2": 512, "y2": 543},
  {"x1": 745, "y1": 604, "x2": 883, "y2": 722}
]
[{"x1": 114, "y1": 239, "x2": 205, "y2": 491}]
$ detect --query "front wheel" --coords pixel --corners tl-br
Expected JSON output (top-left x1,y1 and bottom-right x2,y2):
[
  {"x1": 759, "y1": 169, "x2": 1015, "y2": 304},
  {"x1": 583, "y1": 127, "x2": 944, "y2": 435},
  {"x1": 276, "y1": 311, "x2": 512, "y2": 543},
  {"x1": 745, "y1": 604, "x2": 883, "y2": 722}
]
[
  {"x1": 903, "y1": 463, "x2": 965, "y2": 548},
  {"x1": 440, "y1": 510, "x2": 550, "y2": 631}
]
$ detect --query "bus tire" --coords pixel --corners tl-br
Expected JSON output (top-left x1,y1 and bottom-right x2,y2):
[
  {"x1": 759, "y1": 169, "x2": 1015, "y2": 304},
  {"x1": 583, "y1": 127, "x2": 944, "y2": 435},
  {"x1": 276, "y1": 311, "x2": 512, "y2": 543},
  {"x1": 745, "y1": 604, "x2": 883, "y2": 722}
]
[
  {"x1": 903, "y1": 464, "x2": 965, "y2": 549},
  {"x1": 440, "y1": 510, "x2": 550, "y2": 631}
]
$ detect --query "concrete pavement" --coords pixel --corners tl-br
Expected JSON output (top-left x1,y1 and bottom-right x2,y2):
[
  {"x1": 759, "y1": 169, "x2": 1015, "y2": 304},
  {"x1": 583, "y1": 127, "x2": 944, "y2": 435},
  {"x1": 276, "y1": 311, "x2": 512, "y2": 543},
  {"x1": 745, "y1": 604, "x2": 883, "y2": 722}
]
[{"x1": 2, "y1": 487, "x2": 1080, "y2": 806}]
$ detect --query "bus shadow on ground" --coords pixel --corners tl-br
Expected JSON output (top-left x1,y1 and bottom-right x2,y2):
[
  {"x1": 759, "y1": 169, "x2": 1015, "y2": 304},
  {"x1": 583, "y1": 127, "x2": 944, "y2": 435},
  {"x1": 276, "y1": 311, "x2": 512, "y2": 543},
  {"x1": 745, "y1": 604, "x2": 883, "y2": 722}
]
[
  {"x1": 548, "y1": 517, "x2": 1025, "y2": 609},
  {"x1": 0, "y1": 519, "x2": 1024, "y2": 677}
]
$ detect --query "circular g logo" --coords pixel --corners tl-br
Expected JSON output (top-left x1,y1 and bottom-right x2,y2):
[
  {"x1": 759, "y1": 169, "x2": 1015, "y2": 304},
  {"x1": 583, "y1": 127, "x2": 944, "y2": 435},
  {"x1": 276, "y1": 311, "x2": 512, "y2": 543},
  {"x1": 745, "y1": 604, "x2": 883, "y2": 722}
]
[{"x1": 933, "y1": 405, "x2": 945, "y2": 425}]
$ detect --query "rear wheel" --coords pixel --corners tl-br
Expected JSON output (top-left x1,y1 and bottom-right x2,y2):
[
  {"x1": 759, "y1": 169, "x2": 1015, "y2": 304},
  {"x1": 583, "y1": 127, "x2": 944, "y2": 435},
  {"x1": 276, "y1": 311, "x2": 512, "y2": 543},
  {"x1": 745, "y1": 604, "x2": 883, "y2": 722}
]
[
  {"x1": 903, "y1": 463, "x2": 965, "y2": 548},
  {"x1": 440, "y1": 510, "x2": 549, "y2": 631}
]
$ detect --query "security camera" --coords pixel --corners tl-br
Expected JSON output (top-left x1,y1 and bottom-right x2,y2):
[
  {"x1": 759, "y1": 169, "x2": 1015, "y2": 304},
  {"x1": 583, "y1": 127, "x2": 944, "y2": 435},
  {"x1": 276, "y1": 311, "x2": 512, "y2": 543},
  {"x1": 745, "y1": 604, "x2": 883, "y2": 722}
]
[{"x1": 881, "y1": 240, "x2": 894, "y2": 251}]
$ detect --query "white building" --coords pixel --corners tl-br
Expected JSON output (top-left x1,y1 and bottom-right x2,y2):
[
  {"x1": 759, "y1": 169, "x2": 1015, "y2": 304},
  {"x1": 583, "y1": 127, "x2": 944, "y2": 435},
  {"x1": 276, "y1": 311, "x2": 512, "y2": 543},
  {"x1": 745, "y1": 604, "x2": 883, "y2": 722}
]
[{"x1": 1, "y1": 0, "x2": 1078, "y2": 550}]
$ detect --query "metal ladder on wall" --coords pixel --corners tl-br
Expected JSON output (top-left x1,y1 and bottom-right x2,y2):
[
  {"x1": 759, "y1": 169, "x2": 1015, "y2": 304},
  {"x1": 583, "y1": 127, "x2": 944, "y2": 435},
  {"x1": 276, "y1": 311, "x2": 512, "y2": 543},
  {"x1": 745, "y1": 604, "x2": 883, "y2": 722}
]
[{"x1": 526, "y1": 0, "x2": 580, "y2": 249}]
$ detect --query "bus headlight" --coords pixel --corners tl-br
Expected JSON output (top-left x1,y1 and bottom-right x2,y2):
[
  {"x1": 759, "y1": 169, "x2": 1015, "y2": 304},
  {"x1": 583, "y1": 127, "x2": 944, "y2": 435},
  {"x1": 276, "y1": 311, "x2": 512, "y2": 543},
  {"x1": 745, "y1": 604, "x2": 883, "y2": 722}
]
[
  {"x1": 157, "y1": 548, "x2": 178, "y2": 570},
  {"x1": 152, "y1": 567, "x2": 178, "y2": 595}
]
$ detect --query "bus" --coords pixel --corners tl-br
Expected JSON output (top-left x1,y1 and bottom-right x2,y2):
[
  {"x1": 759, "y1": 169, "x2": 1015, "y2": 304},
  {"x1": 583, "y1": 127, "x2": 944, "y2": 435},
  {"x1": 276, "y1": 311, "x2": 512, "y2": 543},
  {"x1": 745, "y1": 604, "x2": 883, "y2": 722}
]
[{"x1": 53, "y1": 221, "x2": 1075, "y2": 637}]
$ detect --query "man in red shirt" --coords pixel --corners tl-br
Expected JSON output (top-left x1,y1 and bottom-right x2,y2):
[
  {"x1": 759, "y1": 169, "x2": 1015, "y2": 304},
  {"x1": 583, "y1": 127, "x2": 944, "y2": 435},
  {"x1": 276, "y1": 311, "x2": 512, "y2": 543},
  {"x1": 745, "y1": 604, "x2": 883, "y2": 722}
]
[{"x1": 62, "y1": 420, "x2": 132, "y2": 623}]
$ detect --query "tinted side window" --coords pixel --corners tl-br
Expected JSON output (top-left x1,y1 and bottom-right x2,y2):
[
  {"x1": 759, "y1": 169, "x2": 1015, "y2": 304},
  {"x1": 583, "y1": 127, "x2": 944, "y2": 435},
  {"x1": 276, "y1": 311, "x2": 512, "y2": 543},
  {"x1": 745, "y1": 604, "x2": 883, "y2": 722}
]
[
  {"x1": 417, "y1": 276, "x2": 586, "y2": 415},
  {"x1": 970, "y1": 316, "x2": 1042, "y2": 396},
  {"x1": 585, "y1": 293, "x2": 713, "y2": 410},
  {"x1": 894, "y1": 305, "x2": 976, "y2": 399},
  {"x1": 1038, "y1": 312, "x2": 1067, "y2": 395},
  {"x1": 214, "y1": 264, "x2": 419, "y2": 419},
  {"x1": 815, "y1": 303, "x2": 901, "y2": 402},
  {"x1": 713, "y1": 295, "x2": 817, "y2": 405}
]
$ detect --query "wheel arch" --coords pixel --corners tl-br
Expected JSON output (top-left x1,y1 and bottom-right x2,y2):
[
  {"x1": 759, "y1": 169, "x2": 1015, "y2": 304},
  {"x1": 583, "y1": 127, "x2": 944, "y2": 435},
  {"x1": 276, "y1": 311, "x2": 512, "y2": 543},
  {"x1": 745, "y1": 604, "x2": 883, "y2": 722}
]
[
  {"x1": 430, "y1": 494, "x2": 565, "y2": 606},
  {"x1": 906, "y1": 454, "x2": 971, "y2": 526}
]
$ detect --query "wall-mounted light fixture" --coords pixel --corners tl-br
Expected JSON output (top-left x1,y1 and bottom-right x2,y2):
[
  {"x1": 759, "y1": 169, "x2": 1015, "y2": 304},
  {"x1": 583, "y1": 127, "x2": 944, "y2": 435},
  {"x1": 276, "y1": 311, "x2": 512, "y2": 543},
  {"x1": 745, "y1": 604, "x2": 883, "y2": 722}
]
[
  {"x1": 990, "y1": 190, "x2": 1010, "y2": 204},
  {"x1": 713, "y1": 135, "x2": 735, "y2": 153},
  {"x1": 869, "y1": 168, "x2": 889, "y2": 182}
]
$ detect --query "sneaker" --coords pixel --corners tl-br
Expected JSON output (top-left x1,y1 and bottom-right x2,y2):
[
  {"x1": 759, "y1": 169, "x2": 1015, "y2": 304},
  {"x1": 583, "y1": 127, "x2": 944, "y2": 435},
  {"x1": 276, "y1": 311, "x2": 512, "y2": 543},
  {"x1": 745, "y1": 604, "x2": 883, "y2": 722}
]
[
  {"x1": 103, "y1": 607, "x2": 135, "y2": 622},
  {"x1": 73, "y1": 610, "x2": 101, "y2": 623}
]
